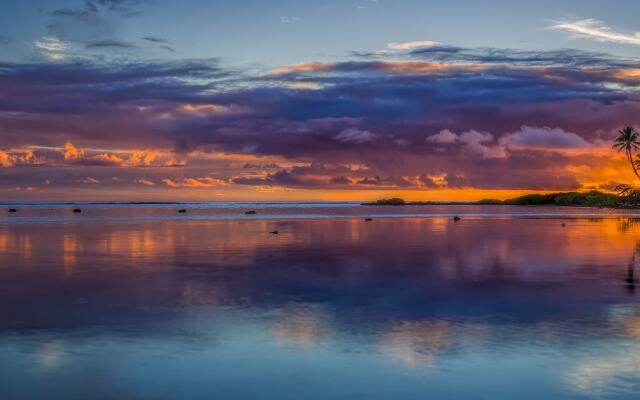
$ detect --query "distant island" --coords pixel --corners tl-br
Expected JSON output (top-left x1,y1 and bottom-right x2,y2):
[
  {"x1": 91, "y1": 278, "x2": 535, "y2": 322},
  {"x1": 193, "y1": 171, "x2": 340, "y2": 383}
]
[{"x1": 364, "y1": 190, "x2": 635, "y2": 208}]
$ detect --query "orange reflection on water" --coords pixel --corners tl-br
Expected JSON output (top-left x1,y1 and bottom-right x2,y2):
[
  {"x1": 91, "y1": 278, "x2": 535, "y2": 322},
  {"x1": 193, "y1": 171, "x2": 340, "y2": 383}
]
[{"x1": 62, "y1": 234, "x2": 79, "y2": 275}]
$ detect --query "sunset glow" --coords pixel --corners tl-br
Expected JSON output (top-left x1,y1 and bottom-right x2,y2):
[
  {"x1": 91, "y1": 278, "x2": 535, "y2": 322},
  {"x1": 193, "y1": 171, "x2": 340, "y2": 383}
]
[{"x1": 1, "y1": 1, "x2": 639, "y2": 201}]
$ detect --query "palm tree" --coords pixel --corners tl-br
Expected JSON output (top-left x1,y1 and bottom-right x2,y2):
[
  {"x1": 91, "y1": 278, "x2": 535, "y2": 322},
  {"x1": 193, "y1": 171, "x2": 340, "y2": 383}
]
[{"x1": 613, "y1": 126, "x2": 640, "y2": 180}]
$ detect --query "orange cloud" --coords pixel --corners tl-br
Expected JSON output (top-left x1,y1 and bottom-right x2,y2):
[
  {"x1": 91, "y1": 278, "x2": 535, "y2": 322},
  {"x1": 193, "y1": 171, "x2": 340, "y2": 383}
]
[
  {"x1": 63, "y1": 141, "x2": 84, "y2": 160},
  {"x1": 162, "y1": 177, "x2": 227, "y2": 188},
  {"x1": 611, "y1": 68, "x2": 640, "y2": 80},
  {"x1": 59, "y1": 142, "x2": 178, "y2": 168},
  {"x1": 127, "y1": 150, "x2": 158, "y2": 166},
  {"x1": 91, "y1": 153, "x2": 126, "y2": 165},
  {"x1": 0, "y1": 151, "x2": 13, "y2": 167},
  {"x1": 380, "y1": 61, "x2": 484, "y2": 75},
  {"x1": 271, "y1": 62, "x2": 335, "y2": 75},
  {"x1": 0, "y1": 148, "x2": 42, "y2": 167}
]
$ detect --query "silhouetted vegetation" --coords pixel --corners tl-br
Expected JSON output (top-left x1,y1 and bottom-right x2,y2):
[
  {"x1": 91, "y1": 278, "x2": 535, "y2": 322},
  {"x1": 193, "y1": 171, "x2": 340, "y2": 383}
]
[
  {"x1": 477, "y1": 199, "x2": 503, "y2": 205},
  {"x1": 371, "y1": 198, "x2": 407, "y2": 205},
  {"x1": 613, "y1": 126, "x2": 640, "y2": 180},
  {"x1": 503, "y1": 191, "x2": 619, "y2": 207},
  {"x1": 367, "y1": 190, "x2": 638, "y2": 208}
]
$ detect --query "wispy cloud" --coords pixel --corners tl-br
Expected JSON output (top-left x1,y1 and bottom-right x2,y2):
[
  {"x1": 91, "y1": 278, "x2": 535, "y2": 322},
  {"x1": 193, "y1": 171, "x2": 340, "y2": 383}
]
[
  {"x1": 134, "y1": 178, "x2": 155, "y2": 186},
  {"x1": 85, "y1": 39, "x2": 135, "y2": 50},
  {"x1": 141, "y1": 36, "x2": 168, "y2": 43},
  {"x1": 387, "y1": 40, "x2": 440, "y2": 50},
  {"x1": 280, "y1": 16, "x2": 300, "y2": 23},
  {"x1": 34, "y1": 37, "x2": 70, "y2": 60},
  {"x1": 551, "y1": 18, "x2": 640, "y2": 45}
]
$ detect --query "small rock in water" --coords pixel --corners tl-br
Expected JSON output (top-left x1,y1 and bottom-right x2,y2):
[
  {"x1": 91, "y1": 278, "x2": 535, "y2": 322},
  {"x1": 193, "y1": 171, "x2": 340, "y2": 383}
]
[
  {"x1": 270, "y1": 230, "x2": 279, "y2": 235},
  {"x1": 562, "y1": 223, "x2": 565, "y2": 227},
  {"x1": 453, "y1": 216, "x2": 461, "y2": 222},
  {"x1": 178, "y1": 209, "x2": 187, "y2": 213},
  {"x1": 245, "y1": 210, "x2": 257, "y2": 215},
  {"x1": 8, "y1": 208, "x2": 17, "y2": 213},
  {"x1": 365, "y1": 218, "x2": 373, "y2": 221},
  {"x1": 73, "y1": 208, "x2": 82, "y2": 213}
]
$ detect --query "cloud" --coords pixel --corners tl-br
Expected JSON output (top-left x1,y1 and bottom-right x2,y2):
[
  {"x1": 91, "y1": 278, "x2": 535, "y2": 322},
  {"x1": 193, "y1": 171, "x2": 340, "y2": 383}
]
[
  {"x1": 427, "y1": 129, "x2": 506, "y2": 158},
  {"x1": 1, "y1": 45, "x2": 640, "y2": 194},
  {"x1": 134, "y1": 178, "x2": 154, "y2": 186},
  {"x1": 162, "y1": 177, "x2": 227, "y2": 188},
  {"x1": 403, "y1": 45, "x2": 636, "y2": 68},
  {"x1": 63, "y1": 141, "x2": 85, "y2": 160},
  {"x1": 551, "y1": 18, "x2": 640, "y2": 46},
  {"x1": 85, "y1": 39, "x2": 135, "y2": 49},
  {"x1": 34, "y1": 37, "x2": 70, "y2": 60},
  {"x1": 45, "y1": 0, "x2": 147, "y2": 59},
  {"x1": 500, "y1": 126, "x2": 592, "y2": 150},
  {"x1": 141, "y1": 36, "x2": 167, "y2": 43},
  {"x1": 333, "y1": 128, "x2": 377, "y2": 143},
  {"x1": 387, "y1": 40, "x2": 440, "y2": 50},
  {"x1": 280, "y1": 16, "x2": 300, "y2": 23},
  {"x1": 427, "y1": 130, "x2": 457, "y2": 144},
  {"x1": 0, "y1": 151, "x2": 12, "y2": 167}
]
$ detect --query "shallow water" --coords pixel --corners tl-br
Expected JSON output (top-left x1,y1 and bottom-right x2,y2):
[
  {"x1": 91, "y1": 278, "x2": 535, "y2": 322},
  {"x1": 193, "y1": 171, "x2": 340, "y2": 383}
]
[{"x1": 1, "y1": 204, "x2": 640, "y2": 399}]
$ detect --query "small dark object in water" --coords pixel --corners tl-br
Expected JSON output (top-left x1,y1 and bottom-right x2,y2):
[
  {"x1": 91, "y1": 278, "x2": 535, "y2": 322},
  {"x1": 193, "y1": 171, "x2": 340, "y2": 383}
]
[
  {"x1": 73, "y1": 208, "x2": 82, "y2": 213},
  {"x1": 178, "y1": 209, "x2": 187, "y2": 213},
  {"x1": 453, "y1": 216, "x2": 461, "y2": 222},
  {"x1": 8, "y1": 208, "x2": 17, "y2": 213},
  {"x1": 245, "y1": 210, "x2": 257, "y2": 215},
  {"x1": 562, "y1": 223, "x2": 565, "y2": 227},
  {"x1": 269, "y1": 230, "x2": 279, "y2": 235},
  {"x1": 365, "y1": 218, "x2": 373, "y2": 221}
]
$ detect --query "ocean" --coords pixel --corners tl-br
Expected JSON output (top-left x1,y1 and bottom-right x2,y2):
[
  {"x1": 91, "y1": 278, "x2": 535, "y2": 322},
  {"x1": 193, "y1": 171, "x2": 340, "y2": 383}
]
[{"x1": 1, "y1": 203, "x2": 640, "y2": 399}]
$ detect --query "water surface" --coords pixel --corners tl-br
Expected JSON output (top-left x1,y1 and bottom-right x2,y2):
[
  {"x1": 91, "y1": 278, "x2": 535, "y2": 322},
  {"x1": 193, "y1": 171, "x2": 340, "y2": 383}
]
[{"x1": 1, "y1": 204, "x2": 640, "y2": 399}]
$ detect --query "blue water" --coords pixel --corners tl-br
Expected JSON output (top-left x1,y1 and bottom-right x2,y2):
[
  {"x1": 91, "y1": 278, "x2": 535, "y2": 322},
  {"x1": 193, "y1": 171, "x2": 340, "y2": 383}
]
[{"x1": 1, "y1": 204, "x2": 640, "y2": 399}]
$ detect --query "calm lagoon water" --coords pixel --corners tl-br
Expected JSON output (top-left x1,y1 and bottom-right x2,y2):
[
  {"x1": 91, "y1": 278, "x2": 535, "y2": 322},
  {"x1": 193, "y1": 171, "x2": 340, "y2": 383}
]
[{"x1": 1, "y1": 203, "x2": 640, "y2": 399}]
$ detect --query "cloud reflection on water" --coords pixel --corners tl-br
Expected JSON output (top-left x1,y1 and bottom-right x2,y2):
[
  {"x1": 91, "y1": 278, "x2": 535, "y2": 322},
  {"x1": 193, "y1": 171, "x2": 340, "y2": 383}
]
[{"x1": 1, "y1": 214, "x2": 640, "y2": 398}]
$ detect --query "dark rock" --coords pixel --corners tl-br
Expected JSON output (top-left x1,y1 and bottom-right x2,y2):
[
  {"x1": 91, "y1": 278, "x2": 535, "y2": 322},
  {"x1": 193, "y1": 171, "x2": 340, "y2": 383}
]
[
  {"x1": 8, "y1": 208, "x2": 17, "y2": 213},
  {"x1": 178, "y1": 209, "x2": 187, "y2": 213},
  {"x1": 365, "y1": 218, "x2": 373, "y2": 221},
  {"x1": 245, "y1": 210, "x2": 257, "y2": 215},
  {"x1": 562, "y1": 223, "x2": 565, "y2": 227},
  {"x1": 73, "y1": 208, "x2": 82, "y2": 213},
  {"x1": 453, "y1": 216, "x2": 461, "y2": 222},
  {"x1": 269, "y1": 230, "x2": 279, "y2": 235}
]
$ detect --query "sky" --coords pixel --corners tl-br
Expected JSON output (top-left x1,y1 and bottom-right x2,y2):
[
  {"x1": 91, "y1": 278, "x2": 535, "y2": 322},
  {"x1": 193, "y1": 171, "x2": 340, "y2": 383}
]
[{"x1": 1, "y1": 0, "x2": 640, "y2": 201}]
